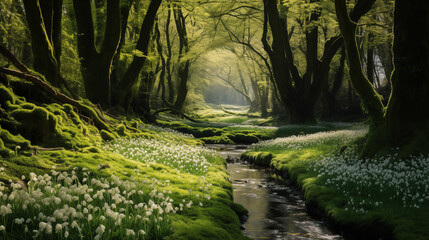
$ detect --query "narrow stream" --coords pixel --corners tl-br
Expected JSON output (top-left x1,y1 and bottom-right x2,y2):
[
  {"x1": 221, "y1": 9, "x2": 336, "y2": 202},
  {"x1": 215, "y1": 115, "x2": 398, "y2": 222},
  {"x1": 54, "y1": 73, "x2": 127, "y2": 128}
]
[{"x1": 207, "y1": 144, "x2": 343, "y2": 240}]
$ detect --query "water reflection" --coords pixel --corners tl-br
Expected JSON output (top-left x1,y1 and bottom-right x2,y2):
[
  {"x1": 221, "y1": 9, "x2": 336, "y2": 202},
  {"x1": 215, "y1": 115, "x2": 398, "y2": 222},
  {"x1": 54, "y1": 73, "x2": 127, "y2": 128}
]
[{"x1": 207, "y1": 144, "x2": 342, "y2": 240}]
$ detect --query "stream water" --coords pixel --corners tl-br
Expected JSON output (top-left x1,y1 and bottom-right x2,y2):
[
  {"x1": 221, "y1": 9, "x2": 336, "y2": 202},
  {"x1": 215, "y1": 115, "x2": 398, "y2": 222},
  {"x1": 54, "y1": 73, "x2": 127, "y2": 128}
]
[{"x1": 206, "y1": 144, "x2": 343, "y2": 240}]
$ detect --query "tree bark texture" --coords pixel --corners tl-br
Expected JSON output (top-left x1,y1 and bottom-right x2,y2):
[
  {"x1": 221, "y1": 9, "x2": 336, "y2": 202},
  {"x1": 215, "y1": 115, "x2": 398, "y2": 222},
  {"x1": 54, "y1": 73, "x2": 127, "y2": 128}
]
[
  {"x1": 22, "y1": 0, "x2": 63, "y2": 88},
  {"x1": 381, "y1": 0, "x2": 429, "y2": 153},
  {"x1": 73, "y1": 0, "x2": 121, "y2": 107}
]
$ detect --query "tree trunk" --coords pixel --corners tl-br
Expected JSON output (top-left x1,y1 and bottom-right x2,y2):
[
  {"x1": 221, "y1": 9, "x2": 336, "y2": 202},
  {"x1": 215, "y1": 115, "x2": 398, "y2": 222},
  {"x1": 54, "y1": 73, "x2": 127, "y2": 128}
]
[
  {"x1": 173, "y1": 4, "x2": 190, "y2": 111},
  {"x1": 366, "y1": 33, "x2": 375, "y2": 84},
  {"x1": 110, "y1": 0, "x2": 133, "y2": 87},
  {"x1": 73, "y1": 0, "x2": 121, "y2": 107},
  {"x1": 23, "y1": 0, "x2": 63, "y2": 88},
  {"x1": 165, "y1": 3, "x2": 175, "y2": 104},
  {"x1": 323, "y1": 46, "x2": 346, "y2": 118},
  {"x1": 287, "y1": 101, "x2": 316, "y2": 124},
  {"x1": 260, "y1": 76, "x2": 269, "y2": 118},
  {"x1": 370, "y1": 0, "x2": 429, "y2": 155},
  {"x1": 335, "y1": 0, "x2": 384, "y2": 125},
  {"x1": 114, "y1": 0, "x2": 162, "y2": 108}
]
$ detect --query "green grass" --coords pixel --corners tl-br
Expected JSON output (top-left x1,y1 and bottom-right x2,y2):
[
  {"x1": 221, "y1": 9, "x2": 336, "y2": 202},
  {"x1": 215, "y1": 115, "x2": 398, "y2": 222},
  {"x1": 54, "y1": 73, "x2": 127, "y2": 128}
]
[
  {"x1": 242, "y1": 127, "x2": 429, "y2": 240},
  {"x1": 0, "y1": 127, "x2": 248, "y2": 240}
]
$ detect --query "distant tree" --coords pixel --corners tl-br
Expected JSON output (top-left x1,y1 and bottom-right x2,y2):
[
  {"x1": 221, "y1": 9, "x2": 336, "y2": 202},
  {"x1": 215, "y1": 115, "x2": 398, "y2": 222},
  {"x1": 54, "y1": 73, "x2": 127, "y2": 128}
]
[
  {"x1": 335, "y1": 0, "x2": 429, "y2": 156},
  {"x1": 262, "y1": 0, "x2": 379, "y2": 123}
]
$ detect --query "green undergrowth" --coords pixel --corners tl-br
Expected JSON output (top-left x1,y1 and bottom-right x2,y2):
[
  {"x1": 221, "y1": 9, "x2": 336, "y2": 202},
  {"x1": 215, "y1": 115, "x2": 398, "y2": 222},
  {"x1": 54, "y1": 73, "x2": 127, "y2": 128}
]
[
  {"x1": 0, "y1": 83, "x2": 248, "y2": 239},
  {"x1": 242, "y1": 127, "x2": 429, "y2": 240},
  {"x1": 158, "y1": 119, "x2": 350, "y2": 145}
]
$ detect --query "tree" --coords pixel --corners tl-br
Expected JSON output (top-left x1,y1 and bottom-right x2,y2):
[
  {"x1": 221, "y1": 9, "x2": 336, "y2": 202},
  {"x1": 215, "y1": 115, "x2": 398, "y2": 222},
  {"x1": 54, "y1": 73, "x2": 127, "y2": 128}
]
[
  {"x1": 262, "y1": 0, "x2": 380, "y2": 123},
  {"x1": 114, "y1": 0, "x2": 162, "y2": 109},
  {"x1": 335, "y1": 0, "x2": 429, "y2": 156},
  {"x1": 22, "y1": 0, "x2": 69, "y2": 90},
  {"x1": 172, "y1": 3, "x2": 191, "y2": 111},
  {"x1": 262, "y1": 0, "x2": 340, "y2": 123},
  {"x1": 73, "y1": 0, "x2": 121, "y2": 107}
]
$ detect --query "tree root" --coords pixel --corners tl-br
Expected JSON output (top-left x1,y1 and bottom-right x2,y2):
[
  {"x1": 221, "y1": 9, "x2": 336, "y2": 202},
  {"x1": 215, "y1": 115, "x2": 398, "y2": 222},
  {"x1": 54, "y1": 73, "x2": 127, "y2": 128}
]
[{"x1": 0, "y1": 44, "x2": 110, "y2": 131}]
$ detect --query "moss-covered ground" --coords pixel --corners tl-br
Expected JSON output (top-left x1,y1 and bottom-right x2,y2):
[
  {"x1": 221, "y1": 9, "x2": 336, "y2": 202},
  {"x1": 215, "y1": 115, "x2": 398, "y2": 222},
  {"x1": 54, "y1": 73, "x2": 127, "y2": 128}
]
[
  {"x1": 158, "y1": 119, "x2": 350, "y2": 145},
  {"x1": 242, "y1": 126, "x2": 429, "y2": 240},
  {"x1": 0, "y1": 84, "x2": 249, "y2": 239}
]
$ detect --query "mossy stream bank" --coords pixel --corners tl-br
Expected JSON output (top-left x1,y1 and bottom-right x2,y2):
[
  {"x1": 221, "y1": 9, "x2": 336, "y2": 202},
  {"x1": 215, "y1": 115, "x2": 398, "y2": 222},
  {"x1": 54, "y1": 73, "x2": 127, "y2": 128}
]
[{"x1": 241, "y1": 128, "x2": 429, "y2": 240}]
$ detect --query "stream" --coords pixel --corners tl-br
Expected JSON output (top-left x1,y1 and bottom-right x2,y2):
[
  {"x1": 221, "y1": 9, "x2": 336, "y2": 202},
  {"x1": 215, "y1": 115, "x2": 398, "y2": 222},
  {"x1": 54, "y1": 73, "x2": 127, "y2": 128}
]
[{"x1": 206, "y1": 144, "x2": 343, "y2": 240}]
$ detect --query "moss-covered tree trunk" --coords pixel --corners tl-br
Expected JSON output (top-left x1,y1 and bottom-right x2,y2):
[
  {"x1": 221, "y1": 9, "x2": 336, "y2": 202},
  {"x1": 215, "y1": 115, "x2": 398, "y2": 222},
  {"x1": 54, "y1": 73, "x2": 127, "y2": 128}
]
[
  {"x1": 22, "y1": 0, "x2": 64, "y2": 88},
  {"x1": 73, "y1": 0, "x2": 121, "y2": 107}
]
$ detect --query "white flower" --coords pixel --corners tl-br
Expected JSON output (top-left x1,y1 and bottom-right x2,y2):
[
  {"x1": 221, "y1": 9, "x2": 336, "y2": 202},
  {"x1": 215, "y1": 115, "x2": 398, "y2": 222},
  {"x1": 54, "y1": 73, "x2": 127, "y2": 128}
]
[
  {"x1": 126, "y1": 229, "x2": 135, "y2": 236},
  {"x1": 0, "y1": 225, "x2": 5, "y2": 231},
  {"x1": 14, "y1": 218, "x2": 24, "y2": 224},
  {"x1": 55, "y1": 223, "x2": 62, "y2": 233},
  {"x1": 95, "y1": 224, "x2": 105, "y2": 235},
  {"x1": 71, "y1": 220, "x2": 79, "y2": 229}
]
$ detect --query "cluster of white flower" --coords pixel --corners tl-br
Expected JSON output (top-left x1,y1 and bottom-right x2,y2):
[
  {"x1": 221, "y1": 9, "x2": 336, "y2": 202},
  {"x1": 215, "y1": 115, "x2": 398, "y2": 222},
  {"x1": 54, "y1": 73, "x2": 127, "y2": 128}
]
[
  {"x1": 143, "y1": 125, "x2": 194, "y2": 139},
  {"x1": 0, "y1": 168, "x2": 180, "y2": 239},
  {"x1": 103, "y1": 138, "x2": 214, "y2": 175},
  {"x1": 312, "y1": 151, "x2": 429, "y2": 212},
  {"x1": 254, "y1": 129, "x2": 367, "y2": 151}
]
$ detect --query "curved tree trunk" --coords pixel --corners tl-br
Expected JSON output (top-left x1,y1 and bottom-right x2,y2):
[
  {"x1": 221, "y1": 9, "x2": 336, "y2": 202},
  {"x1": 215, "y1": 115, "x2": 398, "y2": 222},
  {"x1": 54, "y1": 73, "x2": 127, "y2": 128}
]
[{"x1": 335, "y1": 0, "x2": 384, "y2": 126}]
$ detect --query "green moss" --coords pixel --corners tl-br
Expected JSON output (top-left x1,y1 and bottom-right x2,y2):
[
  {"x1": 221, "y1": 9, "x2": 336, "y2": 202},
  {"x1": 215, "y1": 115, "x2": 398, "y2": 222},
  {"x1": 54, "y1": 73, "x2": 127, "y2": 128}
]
[
  {"x1": 0, "y1": 126, "x2": 31, "y2": 150},
  {"x1": 82, "y1": 146, "x2": 103, "y2": 153},
  {"x1": 227, "y1": 132, "x2": 260, "y2": 144},
  {"x1": 0, "y1": 85, "x2": 17, "y2": 106},
  {"x1": 11, "y1": 106, "x2": 58, "y2": 144},
  {"x1": 0, "y1": 88, "x2": 248, "y2": 239},
  {"x1": 100, "y1": 129, "x2": 116, "y2": 141},
  {"x1": 241, "y1": 151, "x2": 273, "y2": 167},
  {"x1": 200, "y1": 135, "x2": 234, "y2": 144},
  {"x1": 116, "y1": 124, "x2": 129, "y2": 137}
]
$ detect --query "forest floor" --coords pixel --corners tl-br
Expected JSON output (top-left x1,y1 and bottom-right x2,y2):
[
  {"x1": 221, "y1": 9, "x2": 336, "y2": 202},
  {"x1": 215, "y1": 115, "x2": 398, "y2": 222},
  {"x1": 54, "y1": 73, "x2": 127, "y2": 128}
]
[{"x1": 1, "y1": 94, "x2": 429, "y2": 239}]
